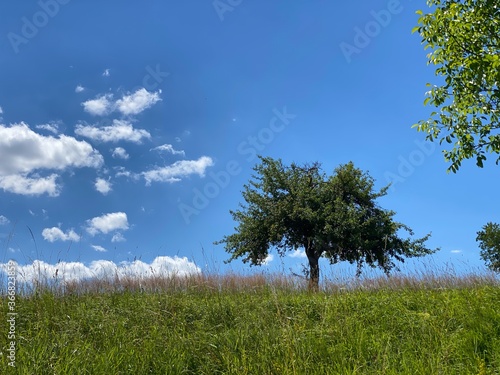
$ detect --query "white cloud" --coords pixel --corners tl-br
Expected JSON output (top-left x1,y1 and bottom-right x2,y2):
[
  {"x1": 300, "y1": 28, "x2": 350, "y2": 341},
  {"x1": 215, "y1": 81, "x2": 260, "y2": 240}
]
[
  {"x1": 289, "y1": 249, "x2": 307, "y2": 258},
  {"x1": 0, "y1": 215, "x2": 9, "y2": 225},
  {"x1": 114, "y1": 167, "x2": 133, "y2": 179},
  {"x1": 118, "y1": 256, "x2": 201, "y2": 278},
  {"x1": 103, "y1": 69, "x2": 110, "y2": 77},
  {"x1": 36, "y1": 123, "x2": 59, "y2": 134},
  {"x1": 111, "y1": 147, "x2": 129, "y2": 160},
  {"x1": 82, "y1": 94, "x2": 114, "y2": 116},
  {"x1": 86, "y1": 212, "x2": 129, "y2": 236},
  {"x1": 75, "y1": 85, "x2": 85, "y2": 93},
  {"x1": 94, "y1": 178, "x2": 112, "y2": 195},
  {"x1": 42, "y1": 227, "x2": 80, "y2": 242},
  {"x1": 151, "y1": 144, "x2": 185, "y2": 156},
  {"x1": 0, "y1": 123, "x2": 103, "y2": 176},
  {"x1": 0, "y1": 256, "x2": 201, "y2": 283},
  {"x1": 75, "y1": 120, "x2": 151, "y2": 143},
  {"x1": 81, "y1": 89, "x2": 160, "y2": 117},
  {"x1": 111, "y1": 232, "x2": 126, "y2": 242},
  {"x1": 261, "y1": 254, "x2": 274, "y2": 266},
  {"x1": 0, "y1": 123, "x2": 103, "y2": 196},
  {"x1": 0, "y1": 174, "x2": 60, "y2": 197},
  {"x1": 142, "y1": 156, "x2": 214, "y2": 184},
  {"x1": 92, "y1": 245, "x2": 107, "y2": 252},
  {"x1": 115, "y1": 89, "x2": 161, "y2": 116},
  {"x1": 450, "y1": 250, "x2": 462, "y2": 254}
]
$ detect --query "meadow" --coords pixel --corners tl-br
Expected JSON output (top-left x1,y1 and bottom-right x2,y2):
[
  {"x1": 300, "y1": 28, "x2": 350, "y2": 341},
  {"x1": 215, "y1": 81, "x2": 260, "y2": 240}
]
[{"x1": 1, "y1": 270, "x2": 500, "y2": 374}]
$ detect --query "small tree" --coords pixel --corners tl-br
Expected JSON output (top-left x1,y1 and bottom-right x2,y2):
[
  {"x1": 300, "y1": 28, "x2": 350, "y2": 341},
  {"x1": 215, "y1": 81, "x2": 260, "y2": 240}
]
[
  {"x1": 476, "y1": 222, "x2": 500, "y2": 272},
  {"x1": 215, "y1": 157, "x2": 436, "y2": 289}
]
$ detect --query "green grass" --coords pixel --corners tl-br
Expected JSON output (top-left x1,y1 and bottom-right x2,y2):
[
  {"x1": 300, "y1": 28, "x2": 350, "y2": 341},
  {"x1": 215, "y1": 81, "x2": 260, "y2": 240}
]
[{"x1": 1, "y1": 273, "x2": 500, "y2": 374}]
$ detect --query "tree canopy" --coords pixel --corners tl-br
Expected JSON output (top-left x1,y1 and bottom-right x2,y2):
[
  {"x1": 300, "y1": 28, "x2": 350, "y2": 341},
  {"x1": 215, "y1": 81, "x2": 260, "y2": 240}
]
[
  {"x1": 476, "y1": 222, "x2": 500, "y2": 272},
  {"x1": 216, "y1": 157, "x2": 436, "y2": 288},
  {"x1": 413, "y1": 0, "x2": 500, "y2": 172}
]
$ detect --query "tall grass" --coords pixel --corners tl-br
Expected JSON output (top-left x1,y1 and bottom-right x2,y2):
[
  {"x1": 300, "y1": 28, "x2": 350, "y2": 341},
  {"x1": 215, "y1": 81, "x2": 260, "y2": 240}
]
[{"x1": 1, "y1": 269, "x2": 499, "y2": 374}]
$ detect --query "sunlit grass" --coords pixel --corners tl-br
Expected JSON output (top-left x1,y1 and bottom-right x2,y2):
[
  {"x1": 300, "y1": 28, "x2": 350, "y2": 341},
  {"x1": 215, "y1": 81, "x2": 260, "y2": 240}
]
[{"x1": 0, "y1": 269, "x2": 499, "y2": 374}]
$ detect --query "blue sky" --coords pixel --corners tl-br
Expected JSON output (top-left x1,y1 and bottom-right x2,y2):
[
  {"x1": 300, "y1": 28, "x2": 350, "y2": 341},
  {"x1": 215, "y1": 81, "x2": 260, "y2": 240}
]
[{"x1": 0, "y1": 0, "x2": 498, "y2": 284}]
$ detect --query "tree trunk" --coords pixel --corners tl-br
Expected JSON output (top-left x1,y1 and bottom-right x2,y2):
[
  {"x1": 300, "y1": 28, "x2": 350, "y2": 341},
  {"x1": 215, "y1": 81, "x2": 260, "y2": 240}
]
[{"x1": 306, "y1": 248, "x2": 320, "y2": 291}]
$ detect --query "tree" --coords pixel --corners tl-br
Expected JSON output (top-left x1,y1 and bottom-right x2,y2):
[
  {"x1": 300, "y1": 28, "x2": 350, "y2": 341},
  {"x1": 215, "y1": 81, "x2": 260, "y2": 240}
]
[
  {"x1": 476, "y1": 222, "x2": 500, "y2": 272},
  {"x1": 413, "y1": 0, "x2": 500, "y2": 172},
  {"x1": 215, "y1": 157, "x2": 436, "y2": 289}
]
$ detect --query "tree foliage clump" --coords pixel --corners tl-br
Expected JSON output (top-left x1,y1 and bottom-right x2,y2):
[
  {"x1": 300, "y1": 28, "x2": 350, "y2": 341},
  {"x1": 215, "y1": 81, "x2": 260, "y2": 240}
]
[
  {"x1": 413, "y1": 0, "x2": 500, "y2": 172},
  {"x1": 476, "y1": 222, "x2": 500, "y2": 272},
  {"x1": 216, "y1": 157, "x2": 436, "y2": 288}
]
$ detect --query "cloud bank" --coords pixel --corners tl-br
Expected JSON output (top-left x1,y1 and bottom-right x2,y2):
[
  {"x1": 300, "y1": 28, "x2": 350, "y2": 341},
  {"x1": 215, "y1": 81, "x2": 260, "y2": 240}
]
[{"x1": 0, "y1": 256, "x2": 201, "y2": 283}]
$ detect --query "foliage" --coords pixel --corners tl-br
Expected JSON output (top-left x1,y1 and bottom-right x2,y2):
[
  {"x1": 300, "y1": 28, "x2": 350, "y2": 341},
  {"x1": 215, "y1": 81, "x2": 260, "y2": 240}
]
[
  {"x1": 216, "y1": 156, "x2": 436, "y2": 288},
  {"x1": 476, "y1": 222, "x2": 500, "y2": 272},
  {"x1": 413, "y1": 0, "x2": 500, "y2": 172}
]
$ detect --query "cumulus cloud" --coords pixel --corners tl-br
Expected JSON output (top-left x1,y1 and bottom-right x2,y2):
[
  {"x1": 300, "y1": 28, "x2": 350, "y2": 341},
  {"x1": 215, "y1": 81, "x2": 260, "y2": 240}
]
[
  {"x1": 0, "y1": 123, "x2": 103, "y2": 176},
  {"x1": 75, "y1": 85, "x2": 85, "y2": 93},
  {"x1": 81, "y1": 89, "x2": 160, "y2": 117},
  {"x1": 142, "y1": 156, "x2": 214, "y2": 184},
  {"x1": 0, "y1": 256, "x2": 201, "y2": 283},
  {"x1": 289, "y1": 249, "x2": 307, "y2": 258},
  {"x1": 82, "y1": 94, "x2": 114, "y2": 116},
  {"x1": 75, "y1": 120, "x2": 151, "y2": 143},
  {"x1": 261, "y1": 254, "x2": 274, "y2": 266},
  {"x1": 94, "y1": 178, "x2": 112, "y2": 195},
  {"x1": 103, "y1": 69, "x2": 110, "y2": 77},
  {"x1": 0, "y1": 174, "x2": 60, "y2": 197},
  {"x1": 116, "y1": 89, "x2": 161, "y2": 116},
  {"x1": 92, "y1": 245, "x2": 107, "y2": 252},
  {"x1": 151, "y1": 144, "x2": 185, "y2": 156},
  {"x1": 0, "y1": 123, "x2": 103, "y2": 196},
  {"x1": 0, "y1": 215, "x2": 9, "y2": 225},
  {"x1": 86, "y1": 212, "x2": 129, "y2": 236},
  {"x1": 35, "y1": 123, "x2": 59, "y2": 134},
  {"x1": 114, "y1": 167, "x2": 133, "y2": 179},
  {"x1": 42, "y1": 227, "x2": 81, "y2": 242},
  {"x1": 111, "y1": 232, "x2": 126, "y2": 242},
  {"x1": 111, "y1": 147, "x2": 129, "y2": 160}
]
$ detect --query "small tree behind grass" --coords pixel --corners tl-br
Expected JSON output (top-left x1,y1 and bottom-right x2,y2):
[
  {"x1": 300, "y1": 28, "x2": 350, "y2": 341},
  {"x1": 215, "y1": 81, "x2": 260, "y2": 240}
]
[
  {"x1": 476, "y1": 222, "x2": 500, "y2": 272},
  {"x1": 216, "y1": 156, "x2": 437, "y2": 289}
]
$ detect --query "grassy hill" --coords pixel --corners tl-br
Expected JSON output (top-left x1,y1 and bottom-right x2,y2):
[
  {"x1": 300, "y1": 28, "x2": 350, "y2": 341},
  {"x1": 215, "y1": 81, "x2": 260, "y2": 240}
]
[{"x1": 1, "y1": 273, "x2": 499, "y2": 374}]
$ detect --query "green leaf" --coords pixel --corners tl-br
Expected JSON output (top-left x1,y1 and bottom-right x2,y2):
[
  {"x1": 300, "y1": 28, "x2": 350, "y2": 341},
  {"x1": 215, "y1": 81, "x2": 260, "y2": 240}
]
[{"x1": 412, "y1": 0, "x2": 500, "y2": 172}]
